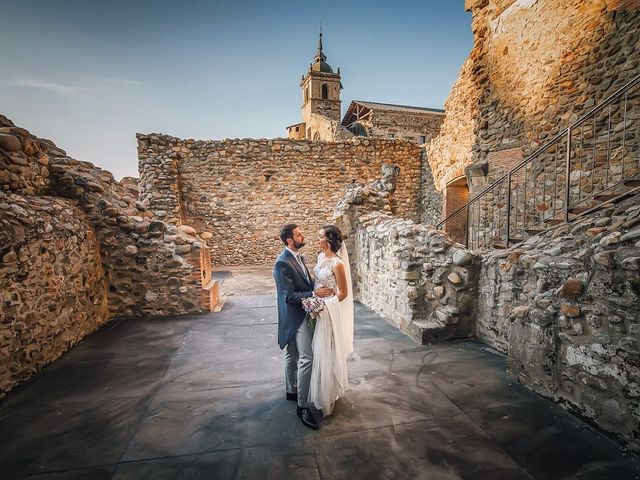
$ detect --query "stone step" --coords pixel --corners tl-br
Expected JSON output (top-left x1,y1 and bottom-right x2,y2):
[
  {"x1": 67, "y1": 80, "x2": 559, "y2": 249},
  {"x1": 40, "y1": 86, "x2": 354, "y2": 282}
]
[
  {"x1": 623, "y1": 179, "x2": 640, "y2": 188},
  {"x1": 409, "y1": 320, "x2": 452, "y2": 345},
  {"x1": 569, "y1": 206, "x2": 593, "y2": 214},
  {"x1": 594, "y1": 193, "x2": 619, "y2": 201},
  {"x1": 544, "y1": 217, "x2": 564, "y2": 226}
]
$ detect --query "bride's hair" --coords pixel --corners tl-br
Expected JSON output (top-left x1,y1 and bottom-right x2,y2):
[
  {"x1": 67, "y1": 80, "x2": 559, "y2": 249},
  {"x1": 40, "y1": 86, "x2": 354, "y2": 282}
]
[{"x1": 321, "y1": 224, "x2": 343, "y2": 253}]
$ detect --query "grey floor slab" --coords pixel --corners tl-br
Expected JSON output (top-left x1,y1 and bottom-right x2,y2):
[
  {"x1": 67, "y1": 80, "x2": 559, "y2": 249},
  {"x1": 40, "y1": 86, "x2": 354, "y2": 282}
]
[
  {"x1": 1, "y1": 296, "x2": 639, "y2": 480},
  {"x1": 311, "y1": 416, "x2": 534, "y2": 480}
]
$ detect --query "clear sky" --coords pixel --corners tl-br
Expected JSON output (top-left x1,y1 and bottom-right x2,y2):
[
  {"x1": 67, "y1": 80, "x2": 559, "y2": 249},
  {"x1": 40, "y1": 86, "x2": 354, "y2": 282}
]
[{"x1": 0, "y1": 0, "x2": 473, "y2": 180}]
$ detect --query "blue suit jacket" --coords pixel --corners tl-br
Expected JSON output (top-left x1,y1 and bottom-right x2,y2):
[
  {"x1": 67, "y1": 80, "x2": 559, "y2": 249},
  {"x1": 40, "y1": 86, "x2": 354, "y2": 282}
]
[{"x1": 273, "y1": 249, "x2": 314, "y2": 349}]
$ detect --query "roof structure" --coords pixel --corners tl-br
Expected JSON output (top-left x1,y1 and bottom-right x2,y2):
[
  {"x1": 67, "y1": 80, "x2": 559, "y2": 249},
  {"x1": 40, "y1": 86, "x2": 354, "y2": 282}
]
[{"x1": 342, "y1": 100, "x2": 444, "y2": 126}]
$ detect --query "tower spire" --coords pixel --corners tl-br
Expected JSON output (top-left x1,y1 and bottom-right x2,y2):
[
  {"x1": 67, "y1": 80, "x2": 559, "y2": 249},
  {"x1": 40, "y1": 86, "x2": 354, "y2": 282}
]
[{"x1": 314, "y1": 28, "x2": 326, "y2": 63}]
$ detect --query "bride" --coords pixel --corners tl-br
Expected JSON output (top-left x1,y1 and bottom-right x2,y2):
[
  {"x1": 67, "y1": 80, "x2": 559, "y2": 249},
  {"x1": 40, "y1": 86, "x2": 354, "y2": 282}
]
[{"x1": 308, "y1": 224, "x2": 354, "y2": 416}]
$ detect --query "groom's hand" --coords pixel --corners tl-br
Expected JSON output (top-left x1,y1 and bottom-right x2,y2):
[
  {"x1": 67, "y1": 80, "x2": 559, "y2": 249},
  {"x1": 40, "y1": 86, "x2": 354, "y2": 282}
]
[{"x1": 314, "y1": 287, "x2": 334, "y2": 298}]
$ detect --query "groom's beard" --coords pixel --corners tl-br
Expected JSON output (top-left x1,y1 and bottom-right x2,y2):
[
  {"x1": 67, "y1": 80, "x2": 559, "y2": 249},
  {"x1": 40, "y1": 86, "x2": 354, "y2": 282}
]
[{"x1": 293, "y1": 240, "x2": 305, "y2": 249}]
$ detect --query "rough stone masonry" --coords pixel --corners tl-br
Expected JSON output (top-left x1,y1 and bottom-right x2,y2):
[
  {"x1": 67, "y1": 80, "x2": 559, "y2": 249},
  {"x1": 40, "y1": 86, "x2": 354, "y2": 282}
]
[
  {"x1": 1, "y1": 0, "x2": 639, "y2": 457},
  {"x1": 137, "y1": 134, "x2": 424, "y2": 266},
  {"x1": 0, "y1": 115, "x2": 217, "y2": 396}
]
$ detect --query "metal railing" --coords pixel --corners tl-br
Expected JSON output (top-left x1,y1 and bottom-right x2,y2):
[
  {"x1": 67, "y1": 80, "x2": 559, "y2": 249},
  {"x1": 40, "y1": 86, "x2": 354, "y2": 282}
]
[{"x1": 438, "y1": 74, "x2": 640, "y2": 250}]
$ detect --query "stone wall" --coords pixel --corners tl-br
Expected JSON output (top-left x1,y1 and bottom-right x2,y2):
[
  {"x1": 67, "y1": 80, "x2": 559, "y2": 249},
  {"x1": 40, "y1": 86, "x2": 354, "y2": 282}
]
[
  {"x1": 425, "y1": 0, "x2": 639, "y2": 234},
  {"x1": 0, "y1": 192, "x2": 109, "y2": 394},
  {"x1": 467, "y1": 0, "x2": 639, "y2": 186},
  {"x1": 476, "y1": 194, "x2": 640, "y2": 451},
  {"x1": 0, "y1": 116, "x2": 217, "y2": 396},
  {"x1": 341, "y1": 162, "x2": 640, "y2": 449},
  {"x1": 348, "y1": 192, "x2": 640, "y2": 450},
  {"x1": 355, "y1": 213, "x2": 479, "y2": 344},
  {"x1": 137, "y1": 135, "x2": 423, "y2": 266},
  {"x1": 48, "y1": 150, "x2": 214, "y2": 320},
  {"x1": 331, "y1": 168, "x2": 479, "y2": 344},
  {"x1": 424, "y1": 58, "x2": 479, "y2": 196},
  {"x1": 357, "y1": 108, "x2": 444, "y2": 144},
  {"x1": 0, "y1": 114, "x2": 59, "y2": 196},
  {"x1": 306, "y1": 113, "x2": 354, "y2": 141}
]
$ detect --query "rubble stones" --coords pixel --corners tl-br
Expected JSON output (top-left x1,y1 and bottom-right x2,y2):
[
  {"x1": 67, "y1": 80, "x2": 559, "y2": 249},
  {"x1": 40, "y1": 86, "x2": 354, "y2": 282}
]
[
  {"x1": 178, "y1": 225, "x2": 197, "y2": 235},
  {"x1": 452, "y1": 250, "x2": 473, "y2": 266},
  {"x1": 0, "y1": 133, "x2": 21, "y2": 152},
  {"x1": 477, "y1": 194, "x2": 640, "y2": 452},
  {"x1": 559, "y1": 278, "x2": 584, "y2": 298},
  {"x1": 352, "y1": 210, "x2": 479, "y2": 344}
]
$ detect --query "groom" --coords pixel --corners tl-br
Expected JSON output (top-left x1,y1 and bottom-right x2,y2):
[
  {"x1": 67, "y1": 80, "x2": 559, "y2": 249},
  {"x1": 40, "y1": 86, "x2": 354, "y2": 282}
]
[{"x1": 273, "y1": 223, "x2": 333, "y2": 430}]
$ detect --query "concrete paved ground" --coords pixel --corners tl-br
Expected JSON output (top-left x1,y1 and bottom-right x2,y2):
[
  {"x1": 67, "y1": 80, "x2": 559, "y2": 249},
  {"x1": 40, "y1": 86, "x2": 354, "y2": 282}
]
[
  {"x1": 1, "y1": 295, "x2": 639, "y2": 479},
  {"x1": 213, "y1": 267, "x2": 276, "y2": 297}
]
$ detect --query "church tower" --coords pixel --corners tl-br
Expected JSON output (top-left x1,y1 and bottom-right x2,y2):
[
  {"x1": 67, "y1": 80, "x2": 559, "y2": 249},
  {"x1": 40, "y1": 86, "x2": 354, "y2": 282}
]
[{"x1": 300, "y1": 31, "x2": 342, "y2": 133}]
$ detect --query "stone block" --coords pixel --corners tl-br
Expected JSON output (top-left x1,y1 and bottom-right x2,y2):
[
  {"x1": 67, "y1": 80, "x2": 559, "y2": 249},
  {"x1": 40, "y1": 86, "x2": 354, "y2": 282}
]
[
  {"x1": 447, "y1": 272, "x2": 462, "y2": 284},
  {"x1": 400, "y1": 270, "x2": 419, "y2": 281},
  {"x1": 560, "y1": 304, "x2": 581, "y2": 318},
  {"x1": 559, "y1": 278, "x2": 584, "y2": 298}
]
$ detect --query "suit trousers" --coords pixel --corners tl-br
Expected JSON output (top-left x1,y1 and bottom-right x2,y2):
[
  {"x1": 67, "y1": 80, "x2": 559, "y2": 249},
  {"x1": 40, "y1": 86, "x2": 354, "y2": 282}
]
[{"x1": 284, "y1": 318, "x2": 313, "y2": 409}]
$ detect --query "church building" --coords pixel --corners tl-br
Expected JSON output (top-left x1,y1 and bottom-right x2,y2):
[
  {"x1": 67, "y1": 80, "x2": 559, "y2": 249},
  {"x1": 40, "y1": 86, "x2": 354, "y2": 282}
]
[{"x1": 287, "y1": 32, "x2": 445, "y2": 143}]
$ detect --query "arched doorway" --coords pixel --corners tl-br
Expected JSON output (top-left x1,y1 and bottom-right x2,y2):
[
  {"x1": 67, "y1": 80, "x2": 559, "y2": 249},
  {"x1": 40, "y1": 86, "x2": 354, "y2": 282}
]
[{"x1": 444, "y1": 176, "x2": 469, "y2": 245}]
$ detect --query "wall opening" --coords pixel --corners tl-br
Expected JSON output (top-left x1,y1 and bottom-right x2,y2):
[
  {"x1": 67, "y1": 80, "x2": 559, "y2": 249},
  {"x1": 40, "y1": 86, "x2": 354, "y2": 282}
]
[
  {"x1": 444, "y1": 175, "x2": 469, "y2": 245},
  {"x1": 321, "y1": 83, "x2": 328, "y2": 99},
  {"x1": 348, "y1": 122, "x2": 368, "y2": 137}
]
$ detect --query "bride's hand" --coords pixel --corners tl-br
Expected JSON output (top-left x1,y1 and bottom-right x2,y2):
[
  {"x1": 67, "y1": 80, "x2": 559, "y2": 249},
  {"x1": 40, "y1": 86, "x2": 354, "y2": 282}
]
[{"x1": 314, "y1": 286, "x2": 334, "y2": 298}]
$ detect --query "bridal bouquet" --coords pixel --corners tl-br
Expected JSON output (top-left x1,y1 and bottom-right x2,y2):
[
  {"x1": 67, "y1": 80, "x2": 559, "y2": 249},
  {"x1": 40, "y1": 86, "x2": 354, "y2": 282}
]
[{"x1": 302, "y1": 295, "x2": 325, "y2": 329}]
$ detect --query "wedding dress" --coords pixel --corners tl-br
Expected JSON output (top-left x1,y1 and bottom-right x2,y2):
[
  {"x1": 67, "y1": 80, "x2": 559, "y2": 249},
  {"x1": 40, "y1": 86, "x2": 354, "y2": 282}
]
[{"x1": 308, "y1": 244, "x2": 354, "y2": 416}]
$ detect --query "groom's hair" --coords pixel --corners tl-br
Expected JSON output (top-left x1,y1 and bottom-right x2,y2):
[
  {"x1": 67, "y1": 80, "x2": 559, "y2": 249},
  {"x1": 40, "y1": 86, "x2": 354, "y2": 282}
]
[{"x1": 279, "y1": 223, "x2": 298, "y2": 245}]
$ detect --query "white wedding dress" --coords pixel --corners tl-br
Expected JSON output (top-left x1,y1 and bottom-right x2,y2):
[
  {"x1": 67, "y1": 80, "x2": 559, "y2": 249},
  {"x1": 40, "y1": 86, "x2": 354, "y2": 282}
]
[{"x1": 308, "y1": 244, "x2": 354, "y2": 416}]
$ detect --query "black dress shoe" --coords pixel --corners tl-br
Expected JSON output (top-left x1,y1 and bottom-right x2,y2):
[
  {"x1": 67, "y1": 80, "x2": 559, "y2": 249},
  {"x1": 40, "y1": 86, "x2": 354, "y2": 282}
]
[
  {"x1": 286, "y1": 392, "x2": 298, "y2": 402},
  {"x1": 296, "y1": 406, "x2": 319, "y2": 430}
]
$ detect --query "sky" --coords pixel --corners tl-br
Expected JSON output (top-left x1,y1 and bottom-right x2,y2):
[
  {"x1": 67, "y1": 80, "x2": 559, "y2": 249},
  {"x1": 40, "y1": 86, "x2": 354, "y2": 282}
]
[{"x1": 0, "y1": 1, "x2": 473, "y2": 180}]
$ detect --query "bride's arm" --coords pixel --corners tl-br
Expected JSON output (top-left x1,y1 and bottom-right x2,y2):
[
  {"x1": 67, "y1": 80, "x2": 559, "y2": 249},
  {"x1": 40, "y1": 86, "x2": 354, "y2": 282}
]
[{"x1": 333, "y1": 262, "x2": 348, "y2": 302}]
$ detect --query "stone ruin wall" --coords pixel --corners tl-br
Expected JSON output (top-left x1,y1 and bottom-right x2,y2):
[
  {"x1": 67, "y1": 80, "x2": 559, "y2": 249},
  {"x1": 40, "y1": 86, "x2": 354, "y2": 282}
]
[
  {"x1": 0, "y1": 192, "x2": 109, "y2": 394},
  {"x1": 476, "y1": 194, "x2": 640, "y2": 451},
  {"x1": 423, "y1": 57, "x2": 479, "y2": 222},
  {"x1": 344, "y1": 188, "x2": 640, "y2": 450},
  {"x1": 412, "y1": 0, "x2": 640, "y2": 449},
  {"x1": 465, "y1": 0, "x2": 640, "y2": 186},
  {"x1": 424, "y1": 0, "x2": 639, "y2": 232},
  {"x1": 306, "y1": 113, "x2": 355, "y2": 142},
  {"x1": 333, "y1": 132, "x2": 640, "y2": 449},
  {"x1": 0, "y1": 116, "x2": 216, "y2": 396},
  {"x1": 137, "y1": 135, "x2": 424, "y2": 266},
  {"x1": 354, "y1": 214, "x2": 479, "y2": 344},
  {"x1": 361, "y1": 109, "x2": 444, "y2": 144},
  {"x1": 330, "y1": 166, "x2": 479, "y2": 344}
]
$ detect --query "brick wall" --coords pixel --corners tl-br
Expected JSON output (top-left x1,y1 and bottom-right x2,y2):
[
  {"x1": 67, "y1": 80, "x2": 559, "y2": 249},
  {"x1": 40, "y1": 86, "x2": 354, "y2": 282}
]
[{"x1": 444, "y1": 180, "x2": 469, "y2": 244}]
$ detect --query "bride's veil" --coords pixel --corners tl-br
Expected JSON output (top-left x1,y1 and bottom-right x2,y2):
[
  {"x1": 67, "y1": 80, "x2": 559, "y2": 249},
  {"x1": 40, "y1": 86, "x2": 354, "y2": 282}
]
[{"x1": 338, "y1": 243, "x2": 354, "y2": 355}]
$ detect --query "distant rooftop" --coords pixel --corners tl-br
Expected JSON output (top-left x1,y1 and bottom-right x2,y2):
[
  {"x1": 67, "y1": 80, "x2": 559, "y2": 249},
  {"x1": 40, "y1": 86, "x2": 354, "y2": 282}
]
[{"x1": 349, "y1": 100, "x2": 445, "y2": 115}]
